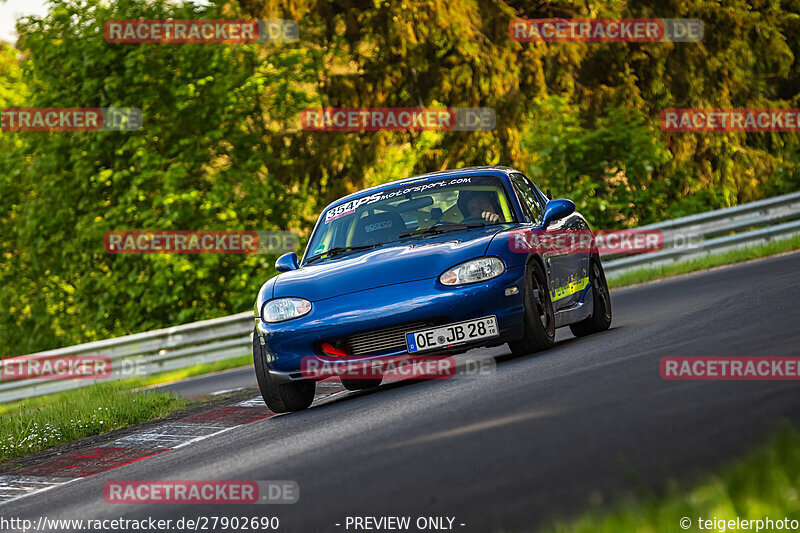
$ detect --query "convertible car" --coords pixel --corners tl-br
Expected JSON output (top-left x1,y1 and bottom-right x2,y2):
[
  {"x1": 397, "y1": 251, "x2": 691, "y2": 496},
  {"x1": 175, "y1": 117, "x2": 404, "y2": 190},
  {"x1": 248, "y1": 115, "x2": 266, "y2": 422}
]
[{"x1": 253, "y1": 166, "x2": 612, "y2": 412}]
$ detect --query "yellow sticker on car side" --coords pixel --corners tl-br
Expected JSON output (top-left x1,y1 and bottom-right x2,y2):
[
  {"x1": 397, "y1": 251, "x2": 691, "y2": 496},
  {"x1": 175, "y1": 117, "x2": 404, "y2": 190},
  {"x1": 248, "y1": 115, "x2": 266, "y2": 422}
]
[{"x1": 550, "y1": 276, "x2": 589, "y2": 301}]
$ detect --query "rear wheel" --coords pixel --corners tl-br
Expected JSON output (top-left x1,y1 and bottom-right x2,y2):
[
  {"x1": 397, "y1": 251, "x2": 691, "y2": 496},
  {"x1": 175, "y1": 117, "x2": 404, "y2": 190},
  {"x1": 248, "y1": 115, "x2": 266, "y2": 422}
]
[
  {"x1": 509, "y1": 260, "x2": 556, "y2": 356},
  {"x1": 253, "y1": 328, "x2": 315, "y2": 413},
  {"x1": 340, "y1": 377, "x2": 382, "y2": 391},
  {"x1": 569, "y1": 256, "x2": 612, "y2": 337}
]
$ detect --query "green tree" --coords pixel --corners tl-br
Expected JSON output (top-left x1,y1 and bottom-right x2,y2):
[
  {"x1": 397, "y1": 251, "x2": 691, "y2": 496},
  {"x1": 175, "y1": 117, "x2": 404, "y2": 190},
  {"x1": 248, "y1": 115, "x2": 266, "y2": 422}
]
[
  {"x1": 1, "y1": 0, "x2": 316, "y2": 353},
  {"x1": 2, "y1": 0, "x2": 800, "y2": 354}
]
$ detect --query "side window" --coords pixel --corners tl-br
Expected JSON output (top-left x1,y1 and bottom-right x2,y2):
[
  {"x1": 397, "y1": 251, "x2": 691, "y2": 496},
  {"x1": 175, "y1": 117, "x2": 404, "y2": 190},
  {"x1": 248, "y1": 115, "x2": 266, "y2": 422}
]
[{"x1": 510, "y1": 173, "x2": 543, "y2": 224}]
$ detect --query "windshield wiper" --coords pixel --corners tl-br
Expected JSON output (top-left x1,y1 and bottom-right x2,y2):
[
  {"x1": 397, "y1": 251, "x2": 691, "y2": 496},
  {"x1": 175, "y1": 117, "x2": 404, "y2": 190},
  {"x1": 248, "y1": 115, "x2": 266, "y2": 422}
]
[
  {"x1": 399, "y1": 222, "x2": 484, "y2": 239},
  {"x1": 304, "y1": 243, "x2": 384, "y2": 265}
]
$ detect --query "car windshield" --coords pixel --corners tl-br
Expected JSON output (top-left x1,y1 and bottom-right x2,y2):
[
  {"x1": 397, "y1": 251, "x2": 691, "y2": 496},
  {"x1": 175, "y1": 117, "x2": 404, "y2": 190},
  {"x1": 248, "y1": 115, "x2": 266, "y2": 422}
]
[{"x1": 305, "y1": 175, "x2": 515, "y2": 262}]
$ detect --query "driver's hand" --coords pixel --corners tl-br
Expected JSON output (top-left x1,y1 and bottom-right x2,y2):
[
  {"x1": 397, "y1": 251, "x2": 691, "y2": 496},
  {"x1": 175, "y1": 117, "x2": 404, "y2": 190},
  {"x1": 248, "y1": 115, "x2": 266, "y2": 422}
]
[{"x1": 481, "y1": 211, "x2": 501, "y2": 223}]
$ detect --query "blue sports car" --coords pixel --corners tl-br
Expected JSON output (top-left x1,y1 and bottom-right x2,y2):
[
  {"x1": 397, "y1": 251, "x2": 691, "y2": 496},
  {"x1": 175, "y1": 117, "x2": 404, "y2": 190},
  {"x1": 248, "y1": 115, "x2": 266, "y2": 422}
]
[{"x1": 253, "y1": 166, "x2": 611, "y2": 412}]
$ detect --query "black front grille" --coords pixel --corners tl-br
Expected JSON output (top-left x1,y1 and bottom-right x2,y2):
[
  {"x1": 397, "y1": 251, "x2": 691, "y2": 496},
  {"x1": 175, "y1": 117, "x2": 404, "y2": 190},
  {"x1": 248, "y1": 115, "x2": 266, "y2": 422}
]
[{"x1": 331, "y1": 321, "x2": 428, "y2": 356}]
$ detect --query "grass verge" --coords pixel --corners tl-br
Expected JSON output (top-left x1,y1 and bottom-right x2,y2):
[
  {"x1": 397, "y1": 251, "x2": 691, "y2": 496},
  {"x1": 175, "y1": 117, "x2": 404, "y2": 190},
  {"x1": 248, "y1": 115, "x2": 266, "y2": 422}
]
[
  {"x1": 0, "y1": 353, "x2": 251, "y2": 417},
  {"x1": 608, "y1": 234, "x2": 800, "y2": 289},
  {"x1": 545, "y1": 423, "x2": 800, "y2": 533},
  {"x1": 0, "y1": 354, "x2": 251, "y2": 462},
  {"x1": 0, "y1": 382, "x2": 187, "y2": 462}
]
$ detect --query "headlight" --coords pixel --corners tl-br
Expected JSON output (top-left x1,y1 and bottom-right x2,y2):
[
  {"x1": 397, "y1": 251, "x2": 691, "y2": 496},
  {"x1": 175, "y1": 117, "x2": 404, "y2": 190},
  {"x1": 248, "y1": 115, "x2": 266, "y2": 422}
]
[
  {"x1": 439, "y1": 257, "x2": 505, "y2": 286},
  {"x1": 262, "y1": 298, "x2": 312, "y2": 322}
]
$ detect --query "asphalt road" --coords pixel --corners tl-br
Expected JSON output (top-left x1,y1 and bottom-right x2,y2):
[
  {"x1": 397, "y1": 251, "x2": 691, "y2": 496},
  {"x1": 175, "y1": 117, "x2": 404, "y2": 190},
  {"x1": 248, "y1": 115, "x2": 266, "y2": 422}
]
[
  {"x1": 159, "y1": 366, "x2": 257, "y2": 397},
  {"x1": 11, "y1": 253, "x2": 800, "y2": 532}
]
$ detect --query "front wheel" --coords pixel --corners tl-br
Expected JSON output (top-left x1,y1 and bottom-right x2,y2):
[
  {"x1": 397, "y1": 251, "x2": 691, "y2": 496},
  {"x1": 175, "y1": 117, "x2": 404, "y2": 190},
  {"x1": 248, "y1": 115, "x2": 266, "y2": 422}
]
[
  {"x1": 509, "y1": 260, "x2": 556, "y2": 356},
  {"x1": 569, "y1": 256, "x2": 612, "y2": 337},
  {"x1": 253, "y1": 328, "x2": 315, "y2": 413}
]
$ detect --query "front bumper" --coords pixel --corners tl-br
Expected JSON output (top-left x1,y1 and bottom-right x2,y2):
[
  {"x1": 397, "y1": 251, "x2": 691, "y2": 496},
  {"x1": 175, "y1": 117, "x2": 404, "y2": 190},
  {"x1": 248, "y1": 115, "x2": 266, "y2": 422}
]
[{"x1": 257, "y1": 265, "x2": 526, "y2": 381}]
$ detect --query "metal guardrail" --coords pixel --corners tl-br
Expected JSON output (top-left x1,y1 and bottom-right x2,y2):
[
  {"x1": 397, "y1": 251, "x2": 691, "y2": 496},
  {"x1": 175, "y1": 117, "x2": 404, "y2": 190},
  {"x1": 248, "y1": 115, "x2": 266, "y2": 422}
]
[
  {"x1": 602, "y1": 190, "x2": 800, "y2": 276},
  {"x1": 2, "y1": 191, "x2": 799, "y2": 403},
  {"x1": 0, "y1": 312, "x2": 255, "y2": 402}
]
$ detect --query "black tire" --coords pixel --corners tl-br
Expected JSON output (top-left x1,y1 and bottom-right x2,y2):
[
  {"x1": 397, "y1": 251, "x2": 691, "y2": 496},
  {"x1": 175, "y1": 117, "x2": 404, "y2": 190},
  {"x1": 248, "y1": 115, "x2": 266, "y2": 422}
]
[
  {"x1": 509, "y1": 259, "x2": 556, "y2": 356},
  {"x1": 569, "y1": 256, "x2": 612, "y2": 337},
  {"x1": 253, "y1": 328, "x2": 315, "y2": 413},
  {"x1": 340, "y1": 377, "x2": 383, "y2": 391}
]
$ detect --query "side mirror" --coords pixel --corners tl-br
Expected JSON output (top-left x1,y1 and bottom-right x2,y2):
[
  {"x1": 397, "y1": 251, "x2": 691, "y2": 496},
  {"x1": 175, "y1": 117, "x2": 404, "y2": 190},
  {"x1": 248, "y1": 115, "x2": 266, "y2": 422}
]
[
  {"x1": 542, "y1": 199, "x2": 575, "y2": 227},
  {"x1": 275, "y1": 252, "x2": 300, "y2": 272}
]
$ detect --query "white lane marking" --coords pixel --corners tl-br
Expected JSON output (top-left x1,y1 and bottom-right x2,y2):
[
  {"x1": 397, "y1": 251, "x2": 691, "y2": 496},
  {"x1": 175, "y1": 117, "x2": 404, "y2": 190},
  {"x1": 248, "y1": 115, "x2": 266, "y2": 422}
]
[
  {"x1": 0, "y1": 413, "x2": 265, "y2": 506},
  {"x1": 378, "y1": 408, "x2": 563, "y2": 450},
  {"x1": 0, "y1": 477, "x2": 82, "y2": 507},
  {"x1": 172, "y1": 426, "x2": 241, "y2": 450},
  {"x1": 0, "y1": 475, "x2": 74, "y2": 500},
  {"x1": 318, "y1": 380, "x2": 346, "y2": 388},
  {"x1": 0, "y1": 391, "x2": 340, "y2": 506},
  {"x1": 311, "y1": 390, "x2": 351, "y2": 407},
  {"x1": 237, "y1": 397, "x2": 268, "y2": 407},
  {"x1": 113, "y1": 424, "x2": 232, "y2": 450},
  {"x1": 210, "y1": 388, "x2": 242, "y2": 395},
  {"x1": 237, "y1": 387, "x2": 346, "y2": 408}
]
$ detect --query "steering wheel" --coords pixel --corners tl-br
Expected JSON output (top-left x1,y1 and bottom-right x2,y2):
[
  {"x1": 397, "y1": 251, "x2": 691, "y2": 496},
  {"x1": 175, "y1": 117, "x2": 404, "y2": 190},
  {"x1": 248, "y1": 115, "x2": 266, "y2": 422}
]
[{"x1": 461, "y1": 215, "x2": 487, "y2": 225}]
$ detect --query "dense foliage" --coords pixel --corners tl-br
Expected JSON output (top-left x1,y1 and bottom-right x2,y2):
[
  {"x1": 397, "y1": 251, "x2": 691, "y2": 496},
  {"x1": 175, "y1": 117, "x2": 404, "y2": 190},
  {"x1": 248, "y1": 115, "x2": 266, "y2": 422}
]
[{"x1": 1, "y1": 0, "x2": 799, "y2": 353}]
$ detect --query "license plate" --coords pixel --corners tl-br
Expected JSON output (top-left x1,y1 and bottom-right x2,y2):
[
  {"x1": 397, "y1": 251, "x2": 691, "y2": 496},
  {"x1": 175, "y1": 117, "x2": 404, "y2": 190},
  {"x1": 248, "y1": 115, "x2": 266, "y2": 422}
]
[{"x1": 405, "y1": 316, "x2": 499, "y2": 353}]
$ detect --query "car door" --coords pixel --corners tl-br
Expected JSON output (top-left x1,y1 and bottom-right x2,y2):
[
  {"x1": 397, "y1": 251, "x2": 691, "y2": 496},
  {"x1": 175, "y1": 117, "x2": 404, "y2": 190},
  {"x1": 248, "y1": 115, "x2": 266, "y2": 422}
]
[{"x1": 509, "y1": 173, "x2": 588, "y2": 311}]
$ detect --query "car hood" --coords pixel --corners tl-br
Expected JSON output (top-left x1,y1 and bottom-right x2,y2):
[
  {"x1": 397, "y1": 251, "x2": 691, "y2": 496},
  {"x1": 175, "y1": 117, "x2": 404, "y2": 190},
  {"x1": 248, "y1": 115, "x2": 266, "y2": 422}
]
[{"x1": 273, "y1": 227, "x2": 506, "y2": 301}]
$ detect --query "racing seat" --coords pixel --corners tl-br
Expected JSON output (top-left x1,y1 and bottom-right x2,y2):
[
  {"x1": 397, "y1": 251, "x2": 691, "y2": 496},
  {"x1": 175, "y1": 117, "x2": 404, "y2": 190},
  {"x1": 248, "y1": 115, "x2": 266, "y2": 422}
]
[{"x1": 353, "y1": 211, "x2": 406, "y2": 245}]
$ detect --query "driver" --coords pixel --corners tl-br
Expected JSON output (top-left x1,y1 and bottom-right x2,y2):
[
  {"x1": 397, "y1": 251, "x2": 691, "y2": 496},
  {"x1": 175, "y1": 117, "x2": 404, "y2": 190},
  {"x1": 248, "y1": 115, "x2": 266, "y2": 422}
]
[{"x1": 457, "y1": 190, "x2": 502, "y2": 224}]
